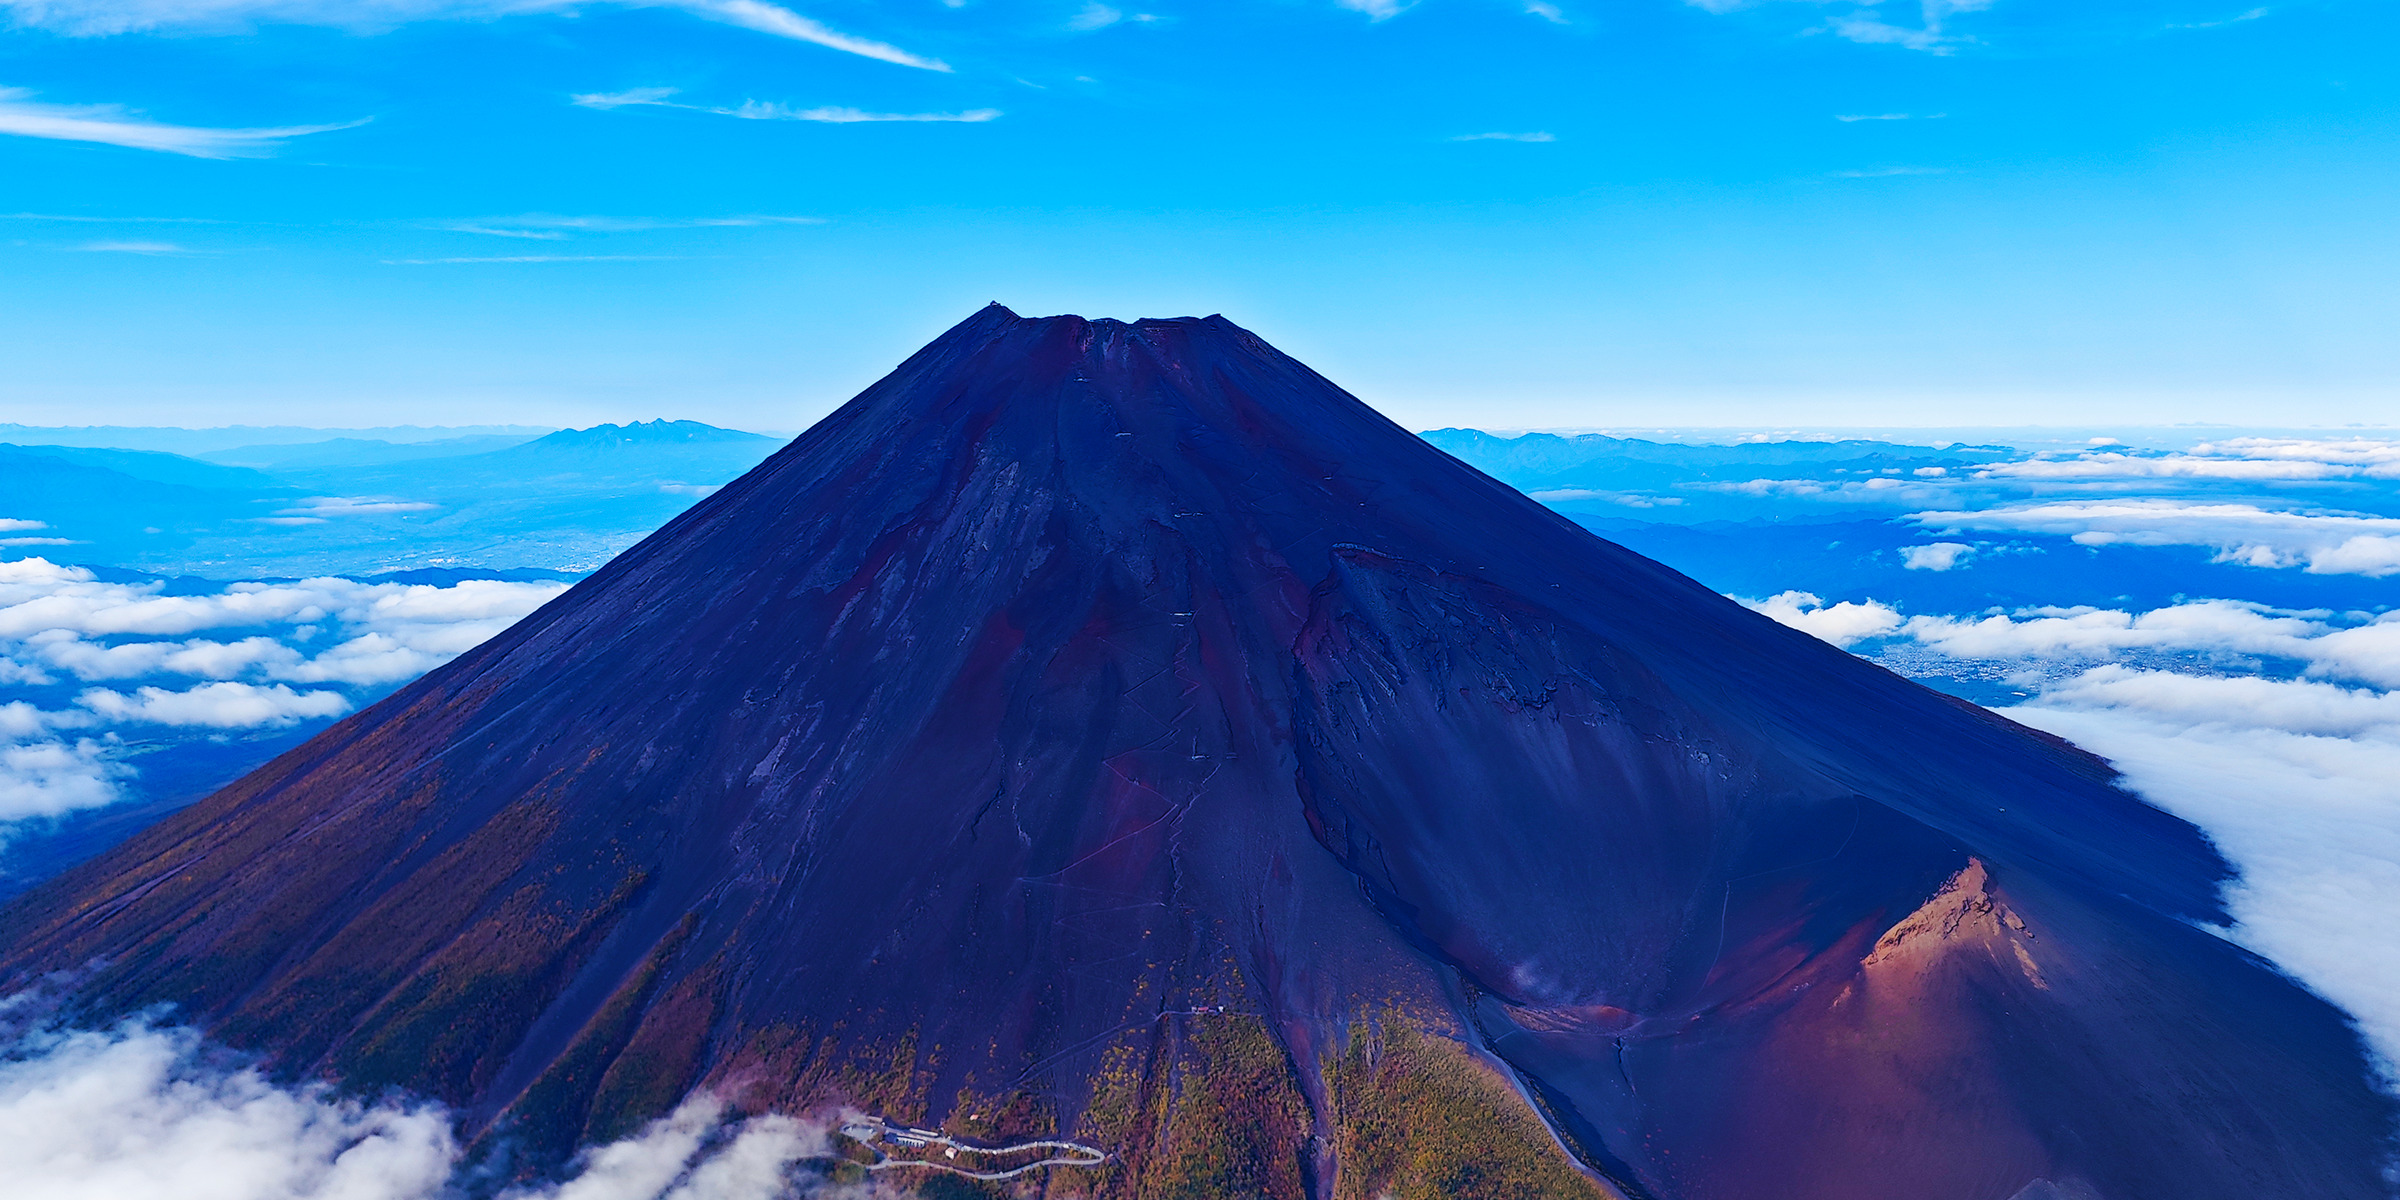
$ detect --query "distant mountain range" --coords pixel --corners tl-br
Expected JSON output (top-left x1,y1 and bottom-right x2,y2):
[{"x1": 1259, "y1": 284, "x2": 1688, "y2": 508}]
[
  {"x1": 198, "y1": 435, "x2": 543, "y2": 471},
  {"x1": 0, "y1": 423, "x2": 555, "y2": 455},
  {"x1": 0, "y1": 420, "x2": 787, "y2": 579}
]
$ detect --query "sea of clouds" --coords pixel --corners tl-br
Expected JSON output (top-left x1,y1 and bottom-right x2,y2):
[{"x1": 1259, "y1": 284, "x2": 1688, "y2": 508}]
[
  {"x1": 1913, "y1": 437, "x2": 2400, "y2": 577},
  {"x1": 0, "y1": 557, "x2": 569, "y2": 840}
]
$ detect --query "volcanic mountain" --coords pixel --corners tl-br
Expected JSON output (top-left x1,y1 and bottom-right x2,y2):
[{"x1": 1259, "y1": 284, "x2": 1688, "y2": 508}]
[{"x1": 4, "y1": 306, "x2": 2390, "y2": 1200}]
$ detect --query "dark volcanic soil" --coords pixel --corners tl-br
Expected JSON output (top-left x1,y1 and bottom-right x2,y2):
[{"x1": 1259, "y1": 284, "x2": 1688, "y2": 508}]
[{"x1": 4, "y1": 305, "x2": 2391, "y2": 1200}]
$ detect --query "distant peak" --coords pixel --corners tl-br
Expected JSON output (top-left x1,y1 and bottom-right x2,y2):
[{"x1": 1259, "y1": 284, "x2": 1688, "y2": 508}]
[{"x1": 527, "y1": 419, "x2": 775, "y2": 447}]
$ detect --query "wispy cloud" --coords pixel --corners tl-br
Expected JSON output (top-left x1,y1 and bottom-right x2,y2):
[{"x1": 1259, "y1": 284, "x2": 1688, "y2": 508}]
[
  {"x1": 71, "y1": 240, "x2": 194, "y2": 254},
  {"x1": 1, "y1": 212, "x2": 220, "y2": 223},
  {"x1": 1336, "y1": 0, "x2": 1410, "y2": 19},
  {"x1": 1451, "y1": 131, "x2": 1556, "y2": 143},
  {"x1": 1835, "y1": 112, "x2": 1945, "y2": 121},
  {"x1": 727, "y1": 102, "x2": 1002, "y2": 123},
  {"x1": 1823, "y1": 0, "x2": 1990, "y2": 54},
  {"x1": 382, "y1": 255, "x2": 682, "y2": 264},
  {"x1": 1069, "y1": 3, "x2": 1159, "y2": 30},
  {"x1": 0, "y1": 0, "x2": 951, "y2": 70},
  {"x1": 272, "y1": 496, "x2": 438, "y2": 517},
  {"x1": 573, "y1": 87, "x2": 999, "y2": 124},
  {"x1": 670, "y1": 0, "x2": 950, "y2": 70},
  {"x1": 570, "y1": 86, "x2": 683, "y2": 111},
  {"x1": 0, "y1": 87, "x2": 364, "y2": 158},
  {"x1": 432, "y1": 213, "x2": 824, "y2": 240},
  {"x1": 1828, "y1": 12, "x2": 1947, "y2": 51},
  {"x1": 2168, "y1": 6, "x2": 2269, "y2": 30},
  {"x1": 1524, "y1": 0, "x2": 1567, "y2": 23},
  {"x1": 1832, "y1": 165, "x2": 1946, "y2": 177}
]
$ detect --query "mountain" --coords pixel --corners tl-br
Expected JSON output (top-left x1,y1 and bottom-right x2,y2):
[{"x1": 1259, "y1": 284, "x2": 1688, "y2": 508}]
[
  {"x1": 0, "y1": 443, "x2": 291, "y2": 492},
  {"x1": 0, "y1": 444, "x2": 300, "y2": 561},
  {"x1": 515, "y1": 418, "x2": 779, "y2": 450},
  {"x1": 3, "y1": 306, "x2": 2388, "y2": 1200},
  {"x1": 80, "y1": 421, "x2": 788, "y2": 579},
  {"x1": 198, "y1": 435, "x2": 546, "y2": 471},
  {"x1": 0, "y1": 424, "x2": 554, "y2": 456}
]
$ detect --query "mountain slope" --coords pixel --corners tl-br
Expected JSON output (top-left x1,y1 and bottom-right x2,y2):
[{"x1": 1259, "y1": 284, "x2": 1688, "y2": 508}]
[{"x1": 3, "y1": 306, "x2": 2388, "y2": 1200}]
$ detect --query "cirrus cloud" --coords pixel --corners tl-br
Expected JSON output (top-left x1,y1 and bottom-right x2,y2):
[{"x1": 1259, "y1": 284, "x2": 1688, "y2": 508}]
[
  {"x1": 573, "y1": 88, "x2": 1000, "y2": 124},
  {"x1": 0, "y1": 0, "x2": 951, "y2": 69},
  {"x1": 0, "y1": 86, "x2": 364, "y2": 158}
]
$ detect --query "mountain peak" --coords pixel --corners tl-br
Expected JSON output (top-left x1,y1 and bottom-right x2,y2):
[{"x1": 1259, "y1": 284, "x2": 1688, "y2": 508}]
[
  {"x1": 3, "y1": 308, "x2": 2388, "y2": 1200},
  {"x1": 519, "y1": 419, "x2": 775, "y2": 450}
]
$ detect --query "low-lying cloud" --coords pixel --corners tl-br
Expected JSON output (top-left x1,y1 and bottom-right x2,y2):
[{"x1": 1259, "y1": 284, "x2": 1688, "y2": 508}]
[
  {"x1": 1751, "y1": 590, "x2": 2400, "y2": 1071},
  {"x1": 1914, "y1": 500, "x2": 2400, "y2": 578},
  {"x1": 0, "y1": 1001, "x2": 902, "y2": 1200},
  {"x1": 1899, "y1": 541, "x2": 1972, "y2": 571},
  {"x1": 78, "y1": 681, "x2": 351, "y2": 728},
  {"x1": 2014, "y1": 689, "x2": 2400, "y2": 1076},
  {"x1": 0, "y1": 737, "x2": 124, "y2": 825},
  {"x1": 1981, "y1": 438, "x2": 2400, "y2": 482},
  {"x1": 0, "y1": 558, "x2": 566, "y2": 840},
  {"x1": 1749, "y1": 593, "x2": 2400, "y2": 689}
]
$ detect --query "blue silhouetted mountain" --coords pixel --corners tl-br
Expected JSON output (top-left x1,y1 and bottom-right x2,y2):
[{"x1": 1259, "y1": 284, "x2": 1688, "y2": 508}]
[
  {"x1": 198, "y1": 434, "x2": 544, "y2": 471},
  {"x1": 272, "y1": 419, "x2": 780, "y2": 490},
  {"x1": 0, "y1": 444, "x2": 300, "y2": 562},
  {"x1": 2, "y1": 307, "x2": 2387, "y2": 1200},
  {"x1": 0, "y1": 422, "x2": 784, "y2": 579}
]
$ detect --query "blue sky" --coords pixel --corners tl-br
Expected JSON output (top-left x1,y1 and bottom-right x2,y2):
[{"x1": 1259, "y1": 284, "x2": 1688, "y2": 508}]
[{"x1": 2, "y1": 0, "x2": 2395, "y2": 431}]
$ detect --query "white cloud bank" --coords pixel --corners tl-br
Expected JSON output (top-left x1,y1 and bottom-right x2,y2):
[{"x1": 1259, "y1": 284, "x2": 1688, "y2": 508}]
[
  {"x1": 1913, "y1": 500, "x2": 2400, "y2": 577},
  {"x1": 1751, "y1": 591, "x2": 2400, "y2": 1069},
  {"x1": 1980, "y1": 437, "x2": 2400, "y2": 482},
  {"x1": 1899, "y1": 541, "x2": 1972, "y2": 571},
  {"x1": 0, "y1": 86, "x2": 364, "y2": 157},
  {"x1": 1749, "y1": 593, "x2": 2400, "y2": 690},
  {"x1": 0, "y1": 1013, "x2": 456, "y2": 1200},
  {"x1": 0, "y1": 737, "x2": 126, "y2": 825},
  {"x1": 0, "y1": 0, "x2": 950, "y2": 70},
  {"x1": 2013, "y1": 685, "x2": 2400, "y2": 1074},
  {"x1": 1745, "y1": 590, "x2": 1903, "y2": 647},
  {"x1": 0, "y1": 1007, "x2": 857, "y2": 1200},
  {"x1": 0, "y1": 558, "x2": 567, "y2": 837},
  {"x1": 78, "y1": 681, "x2": 352, "y2": 728}
]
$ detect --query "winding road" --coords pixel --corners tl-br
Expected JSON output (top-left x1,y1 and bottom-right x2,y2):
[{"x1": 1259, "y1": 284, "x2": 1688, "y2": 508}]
[{"x1": 838, "y1": 1115, "x2": 1110, "y2": 1181}]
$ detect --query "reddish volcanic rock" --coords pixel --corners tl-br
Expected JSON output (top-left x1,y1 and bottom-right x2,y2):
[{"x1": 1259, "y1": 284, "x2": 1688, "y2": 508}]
[{"x1": 2, "y1": 306, "x2": 2390, "y2": 1199}]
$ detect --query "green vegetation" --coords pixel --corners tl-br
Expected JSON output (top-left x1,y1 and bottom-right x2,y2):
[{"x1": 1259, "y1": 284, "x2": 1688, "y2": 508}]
[
  {"x1": 1071, "y1": 1014, "x2": 1313, "y2": 1200},
  {"x1": 1327, "y1": 1017, "x2": 1613, "y2": 1200},
  {"x1": 582, "y1": 959, "x2": 722, "y2": 1144}
]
